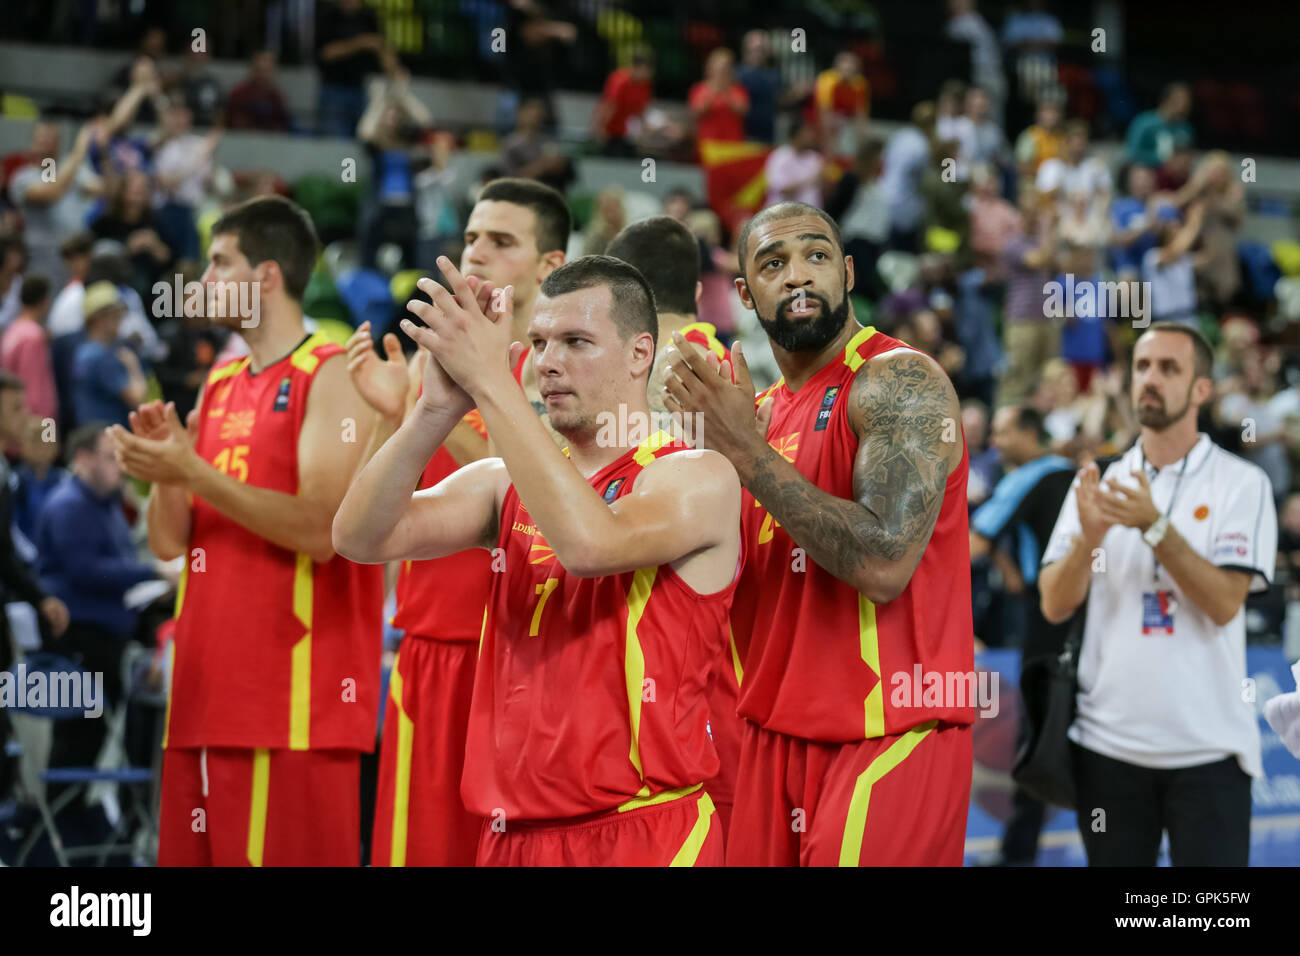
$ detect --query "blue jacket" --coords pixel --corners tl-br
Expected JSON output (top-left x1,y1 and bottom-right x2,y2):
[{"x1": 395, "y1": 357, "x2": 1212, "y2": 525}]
[{"x1": 35, "y1": 475, "x2": 155, "y2": 638}]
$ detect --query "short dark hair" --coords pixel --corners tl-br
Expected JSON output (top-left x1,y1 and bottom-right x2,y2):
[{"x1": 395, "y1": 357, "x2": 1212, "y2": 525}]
[
  {"x1": 1011, "y1": 405, "x2": 1050, "y2": 445},
  {"x1": 59, "y1": 231, "x2": 96, "y2": 260},
  {"x1": 67, "y1": 422, "x2": 110, "y2": 458},
  {"x1": 0, "y1": 372, "x2": 25, "y2": 395},
  {"x1": 477, "y1": 177, "x2": 571, "y2": 255},
  {"x1": 1142, "y1": 321, "x2": 1214, "y2": 379},
  {"x1": 539, "y1": 255, "x2": 658, "y2": 355},
  {"x1": 211, "y1": 195, "x2": 319, "y2": 302},
  {"x1": 606, "y1": 217, "x2": 698, "y2": 317},
  {"x1": 19, "y1": 275, "x2": 50, "y2": 307},
  {"x1": 0, "y1": 232, "x2": 27, "y2": 267},
  {"x1": 737, "y1": 201, "x2": 844, "y2": 274}
]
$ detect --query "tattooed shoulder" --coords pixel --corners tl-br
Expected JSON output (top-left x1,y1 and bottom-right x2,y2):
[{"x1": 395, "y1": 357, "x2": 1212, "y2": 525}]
[{"x1": 847, "y1": 351, "x2": 959, "y2": 555}]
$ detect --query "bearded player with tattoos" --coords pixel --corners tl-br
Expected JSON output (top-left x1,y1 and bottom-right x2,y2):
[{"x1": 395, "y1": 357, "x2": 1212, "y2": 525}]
[{"x1": 663, "y1": 202, "x2": 975, "y2": 866}]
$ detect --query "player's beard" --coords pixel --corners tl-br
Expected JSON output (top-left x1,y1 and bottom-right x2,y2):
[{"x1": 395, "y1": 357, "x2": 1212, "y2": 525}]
[
  {"x1": 1135, "y1": 382, "x2": 1193, "y2": 430},
  {"x1": 754, "y1": 284, "x2": 850, "y2": 353}
]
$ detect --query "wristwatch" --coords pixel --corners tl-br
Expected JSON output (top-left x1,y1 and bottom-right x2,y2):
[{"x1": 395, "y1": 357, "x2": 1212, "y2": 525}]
[{"x1": 1143, "y1": 514, "x2": 1171, "y2": 549}]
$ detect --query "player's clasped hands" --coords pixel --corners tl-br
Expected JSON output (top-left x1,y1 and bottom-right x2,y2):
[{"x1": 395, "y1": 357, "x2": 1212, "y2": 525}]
[
  {"x1": 401, "y1": 256, "x2": 522, "y2": 407},
  {"x1": 109, "y1": 400, "x2": 200, "y2": 485},
  {"x1": 663, "y1": 335, "x2": 773, "y2": 455}
]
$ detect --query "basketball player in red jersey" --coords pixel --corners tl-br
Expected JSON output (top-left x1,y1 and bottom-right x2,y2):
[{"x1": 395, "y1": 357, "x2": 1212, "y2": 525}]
[
  {"x1": 108, "y1": 196, "x2": 383, "y2": 866},
  {"x1": 664, "y1": 201, "x2": 975, "y2": 866},
  {"x1": 606, "y1": 216, "x2": 744, "y2": 843},
  {"x1": 348, "y1": 179, "x2": 570, "y2": 866},
  {"x1": 334, "y1": 255, "x2": 742, "y2": 866}
]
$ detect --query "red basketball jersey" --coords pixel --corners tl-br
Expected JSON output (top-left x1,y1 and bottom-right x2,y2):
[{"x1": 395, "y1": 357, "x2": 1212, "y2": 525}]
[
  {"x1": 165, "y1": 333, "x2": 383, "y2": 751},
  {"x1": 391, "y1": 411, "x2": 491, "y2": 642},
  {"x1": 461, "y1": 432, "x2": 738, "y2": 821},
  {"x1": 732, "y1": 326, "x2": 975, "y2": 742}
]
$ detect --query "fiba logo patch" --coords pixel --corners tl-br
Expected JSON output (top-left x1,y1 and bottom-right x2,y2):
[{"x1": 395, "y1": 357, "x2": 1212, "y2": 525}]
[
  {"x1": 273, "y1": 377, "x2": 292, "y2": 412},
  {"x1": 815, "y1": 386, "x2": 840, "y2": 431},
  {"x1": 603, "y1": 476, "x2": 626, "y2": 503}
]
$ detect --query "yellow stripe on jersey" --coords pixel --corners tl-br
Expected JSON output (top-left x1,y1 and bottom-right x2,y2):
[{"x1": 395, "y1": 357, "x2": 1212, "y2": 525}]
[
  {"x1": 669, "y1": 792, "x2": 717, "y2": 866},
  {"x1": 478, "y1": 605, "x2": 488, "y2": 653},
  {"x1": 729, "y1": 623, "x2": 744, "y2": 687},
  {"x1": 624, "y1": 567, "x2": 657, "y2": 781},
  {"x1": 247, "y1": 748, "x2": 271, "y2": 867},
  {"x1": 289, "y1": 331, "x2": 331, "y2": 375},
  {"x1": 388, "y1": 656, "x2": 413, "y2": 867},
  {"x1": 632, "y1": 430, "x2": 674, "y2": 467},
  {"x1": 859, "y1": 594, "x2": 885, "y2": 738},
  {"x1": 842, "y1": 325, "x2": 877, "y2": 372},
  {"x1": 617, "y1": 781, "x2": 702, "y2": 813},
  {"x1": 289, "y1": 553, "x2": 313, "y2": 750},
  {"x1": 838, "y1": 721, "x2": 936, "y2": 866},
  {"x1": 205, "y1": 357, "x2": 250, "y2": 386}
]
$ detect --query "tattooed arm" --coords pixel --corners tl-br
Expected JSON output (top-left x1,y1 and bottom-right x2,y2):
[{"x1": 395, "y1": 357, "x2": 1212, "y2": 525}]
[{"x1": 743, "y1": 351, "x2": 962, "y2": 603}]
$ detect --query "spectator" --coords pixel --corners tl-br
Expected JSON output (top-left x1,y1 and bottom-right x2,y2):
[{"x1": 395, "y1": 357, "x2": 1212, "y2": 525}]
[
  {"x1": 357, "y1": 67, "x2": 434, "y2": 272},
  {"x1": 1035, "y1": 120, "x2": 1111, "y2": 216},
  {"x1": 1057, "y1": 186, "x2": 1111, "y2": 249},
  {"x1": 497, "y1": 0, "x2": 577, "y2": 131},
  {"x1": 685, "y1": 208, "x2": 741, "y2": 340},
  {"x1": 109, "y1": 28, "x2": 169, "y2": 125},
  {"x1": 1014, "y1": 96, "x2": 1064, "y2": 182},
  {"x1": 1185, "y1": 151, "x2": 1245, "y2": 311},
  {"x1": 502, "y1": 97, "x2": 575, "y2": 195},
  {"x1": 969, "y1": 162, "x2": 1023, "y2": 280},
  {"x1": 13, "y1": 416, "x2": 66, "y2": 545},
  {"x1": 1, "y1": 275, "x2": 57, "y2": 424},
  {"x1": 89, "y1": 60, "x2": 169, "y2": 180},
  {"x1": 47, "y1": 232, "x2": 96, "y2": 337},
  {"x1": 879, "y1": 100, "x2": 936, "y2": 252},
  {"x1": 689, "y1": 48, "x2": 749, "y2": 147},
  {"x1": 153, "y1": 101, "x2": 221, "y2": 262},
  {"x1": 764, "y1": 122, "x2": 825, "y2": 208},
  {"x1": 72, "y1": 282, "x2": 147, "y2": 430},
  {"x1": 946, "y1": 0, "x2": 1006, "y2": 127},
  {"x1": 737, "y1": 29, "x2": 805, "y2": 145},
  {"x1": 592, "y1": 49, "x2": 654, "y2": 157},
  {"x1": 316, "y1": 0, "x2": 388, "y2": 138},
  {"x1": 226, "y1": 50, "x2": 292, "y2": 132},
  {"x1": 1141, "y1": 201, "x2": 1205, "y2": 327},
  {"x1": 7, "y1": 123, "x2": 95, "y2": 290},
  {"x1": 1110, "y1": 164, "x2": 1158, "y2": 282},
  {"x1": 0, "y1": 233, "x2": 25, "y2": 329},
  {"x1": 964, "y1": 86, "x2": 1010, "y2": 170},
  {"x1": 91, "y1": 170, "x2": 173, "y2": 298},
  {"x1": 663, "y1": 188, "x2": 694, "y2": 224},
  {"x1": 970, "y1": 403, "x2": 1075, "y2": 865},
  {"x1": 936, "y1": 79, "x2": 973, "y2": 176},
  {"x1": 1001, "y1": 0, "x2": 1063, "y2": 132},
  {"x1": 1218, "y1": 350, "x2": 1290, "y2": 504},
  {"x1": 582, "y1": 187, "x2": 626, "y2": 257},
  {"x1": 1055, "y1": 241, "x2": 1112, "y2": 393},
  {"x1": 177, "y1": 48, "x2": 223, "y2": 128},
  {"x1": 1040, "y1": 323, "x2": 1277, "y2": 868},
  {"x1": 920, "y1": 138, "x2": 972, "y2": 263},
  {"x1": 996, "y1": 194, "x2": 1057, "y2": 406},
  {"x1": 826, "y1": 138, "x2": 889, "y2": 300},
  {"x1": 154, "y1": 261, "x2": 224, "y2": 420},
  {"x1": 0, "y1": 373, "x2": 69, "y2": 644},
  {"x1": 806, "y1": 51, "x2": 870, "y2": 155},
  {"x1": 36, "y1": 423, "x2": 165, "y2": 772},
  {"x1": 1126, "y1": 83, "x2": 1194, "y2": 169},
  {"x1": 413, "y1": 132, "x2": 463, "y2": 267},
  {"x1": 963, "y1": 398, "x2": 998, "y2": 508}
]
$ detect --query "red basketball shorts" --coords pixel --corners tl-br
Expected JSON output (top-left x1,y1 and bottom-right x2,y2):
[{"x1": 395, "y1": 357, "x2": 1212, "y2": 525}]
[
  {"x1": 727, "y1": 719, "x2": 972, "y2": 866},
  {"x1": 371, "y1": 636, "x2": 482, "y2": 866},
  {"x1": 476, "y1": 787, "x2": 724, "y2": 867},
  {"x1": 158, "y1": 746, "x2": 360, "y2": 866}
]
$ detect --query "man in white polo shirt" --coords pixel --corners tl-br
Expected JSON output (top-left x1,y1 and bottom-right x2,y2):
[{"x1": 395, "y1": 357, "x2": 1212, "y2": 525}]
[{"x1": 1040, "y1": 321, "x2": 1277, "y2": 866}]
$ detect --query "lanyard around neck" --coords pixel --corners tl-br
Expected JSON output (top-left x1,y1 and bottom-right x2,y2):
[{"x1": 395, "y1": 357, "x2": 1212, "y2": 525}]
[{"x1": 1139, "y1": 442, "x2": 1192, "y2": 584}]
